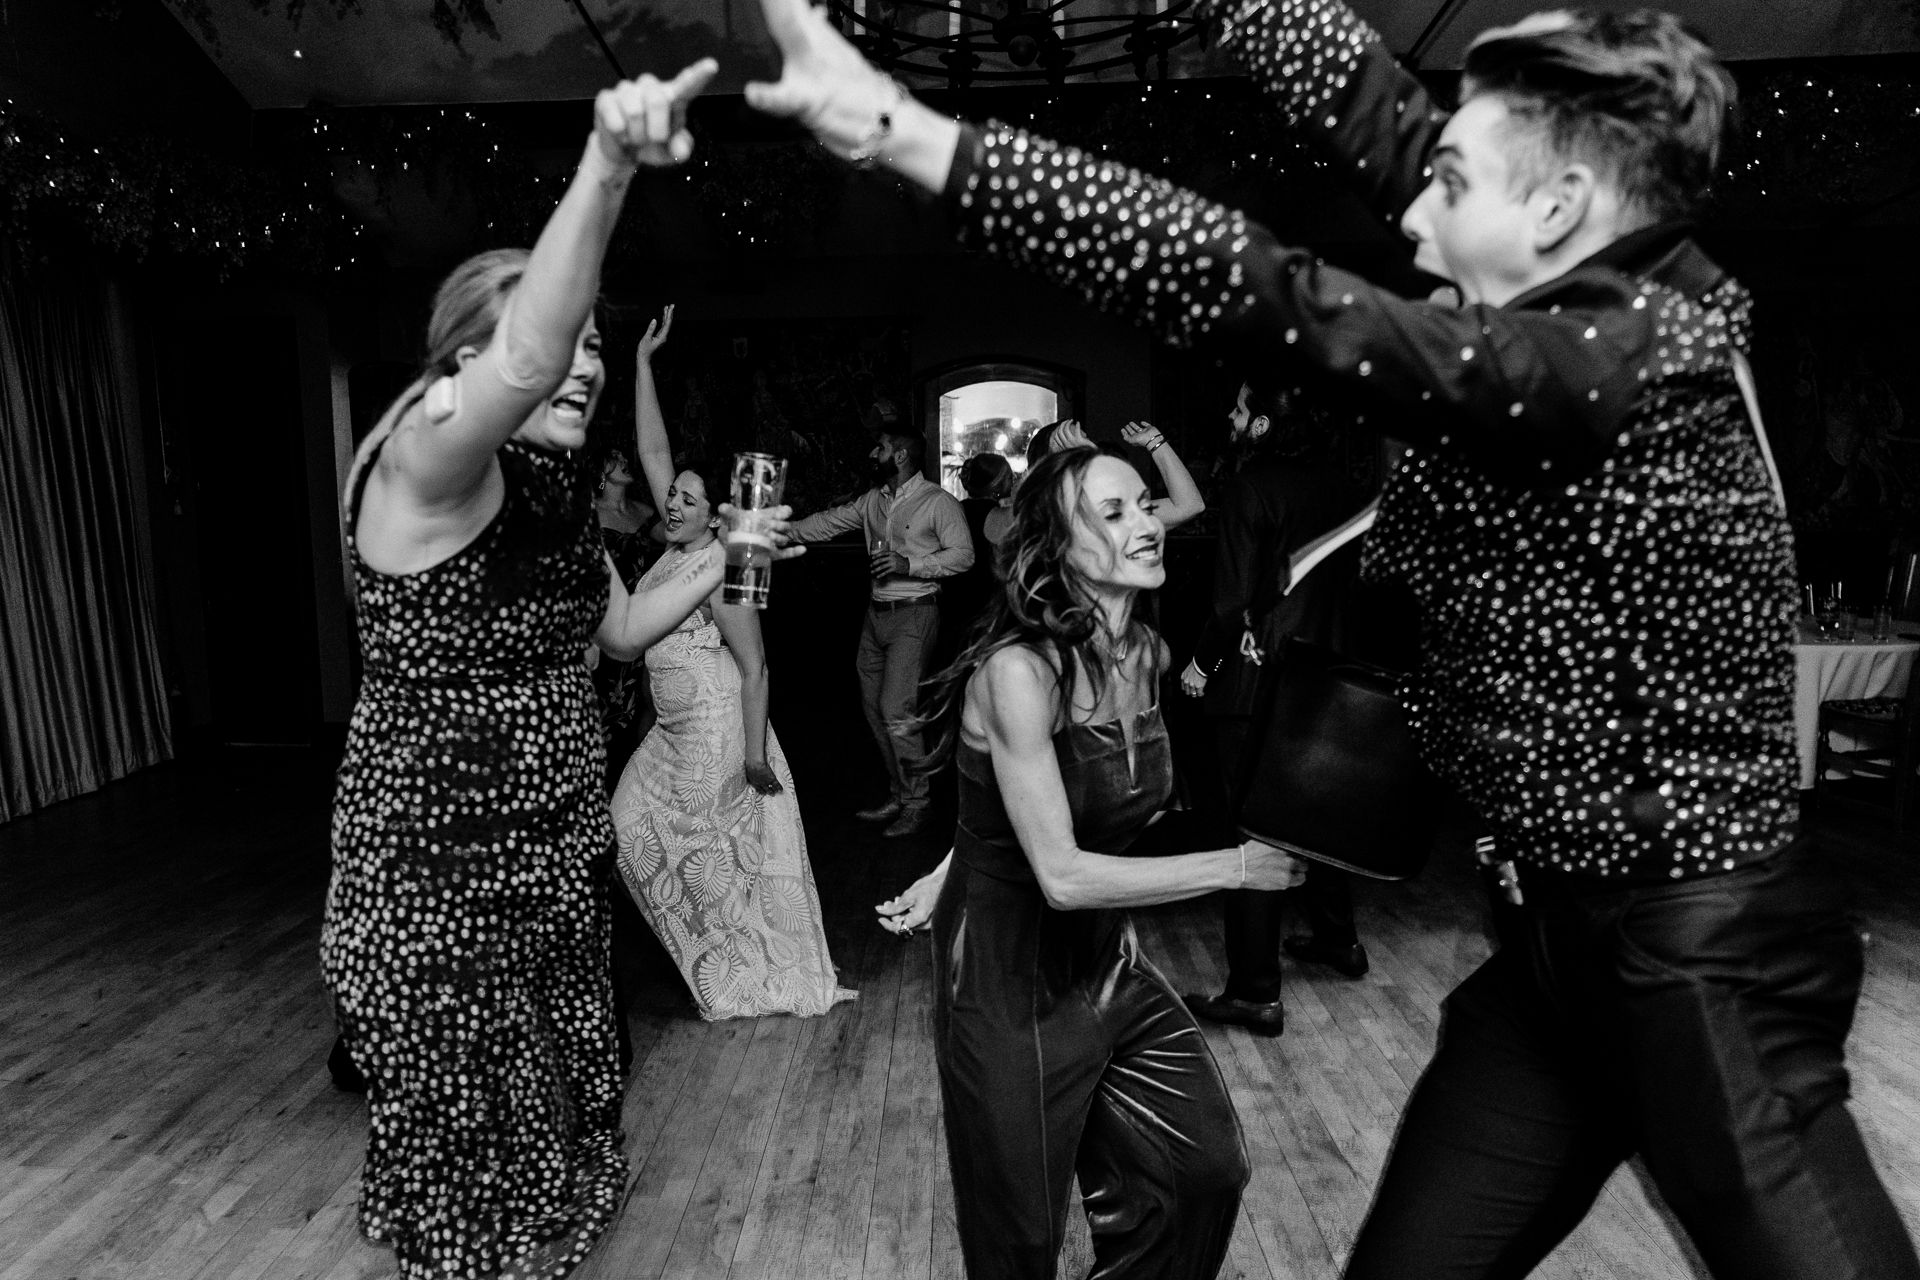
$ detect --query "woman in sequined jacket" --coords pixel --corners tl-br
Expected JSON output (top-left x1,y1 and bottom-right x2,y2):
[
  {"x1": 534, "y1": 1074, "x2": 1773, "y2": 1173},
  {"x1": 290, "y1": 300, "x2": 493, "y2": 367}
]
[{"x1": 747, "y1": 1, "x2": 1920, "y2": 1277}]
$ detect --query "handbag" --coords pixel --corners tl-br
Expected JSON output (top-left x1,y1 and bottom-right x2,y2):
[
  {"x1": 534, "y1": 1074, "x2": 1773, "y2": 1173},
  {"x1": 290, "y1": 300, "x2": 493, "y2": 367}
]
[{"x1": 1234, "y1": 501, "x2": 1443, "y2": 880}]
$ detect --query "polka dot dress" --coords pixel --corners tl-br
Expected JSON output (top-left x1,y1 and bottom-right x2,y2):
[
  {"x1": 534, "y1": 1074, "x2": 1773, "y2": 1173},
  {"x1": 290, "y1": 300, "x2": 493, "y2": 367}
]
[
  {"x1": 323, "y1": 437, "x2": 626, "y2": 1280},
  {"x1": 936, "y1": 0, "x2": 1801, "y2": 882}
]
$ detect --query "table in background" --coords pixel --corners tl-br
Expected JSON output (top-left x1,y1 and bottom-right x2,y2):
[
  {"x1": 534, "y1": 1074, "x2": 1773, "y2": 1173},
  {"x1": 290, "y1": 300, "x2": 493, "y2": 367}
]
[{"x1": 1793, "y1": 617, "x2": 1920, "y2": 789}]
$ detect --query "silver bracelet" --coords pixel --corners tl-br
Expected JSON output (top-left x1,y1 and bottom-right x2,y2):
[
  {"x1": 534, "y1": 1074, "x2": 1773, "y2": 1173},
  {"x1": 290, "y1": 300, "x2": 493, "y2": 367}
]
[
  {"x1": 1238, "y1": 842, "x2": 1247, "y2": 890},
  {"x1": 848, "y1": 77, "x2": 909, "y2": 169}
]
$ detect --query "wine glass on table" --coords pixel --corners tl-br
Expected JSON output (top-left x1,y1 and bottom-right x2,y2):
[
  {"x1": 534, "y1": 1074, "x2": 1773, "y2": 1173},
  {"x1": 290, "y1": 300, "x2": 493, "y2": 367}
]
[{"x1": 1817, "y1": 583, "x2": 1849, "y2": 641}]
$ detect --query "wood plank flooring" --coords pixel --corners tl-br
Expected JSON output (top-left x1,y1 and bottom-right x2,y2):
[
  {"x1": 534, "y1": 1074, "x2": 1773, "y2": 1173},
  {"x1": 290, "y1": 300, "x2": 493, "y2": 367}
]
[{"x1": 4, "y1": 744, "x2": 1919, "y2": 1279}]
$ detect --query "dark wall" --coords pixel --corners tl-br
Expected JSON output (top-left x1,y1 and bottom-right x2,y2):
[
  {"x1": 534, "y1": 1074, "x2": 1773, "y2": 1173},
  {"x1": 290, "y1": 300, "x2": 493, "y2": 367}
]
[
  {"x1": 0, "y1": 0, "x2": 250, "y2": 154},
  {"x1": 153, "y1": 314, "x2": 321, "y2": 743},
  {"x1": 130, "y1": 280, "x2": 352, "y2": 740}
]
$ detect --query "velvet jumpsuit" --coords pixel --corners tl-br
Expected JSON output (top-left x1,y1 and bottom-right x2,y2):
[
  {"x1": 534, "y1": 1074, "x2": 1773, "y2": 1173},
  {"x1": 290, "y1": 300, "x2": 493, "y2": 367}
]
[{"x1": 931, "y1": 701, "x2": 1250, "y2": 1279}]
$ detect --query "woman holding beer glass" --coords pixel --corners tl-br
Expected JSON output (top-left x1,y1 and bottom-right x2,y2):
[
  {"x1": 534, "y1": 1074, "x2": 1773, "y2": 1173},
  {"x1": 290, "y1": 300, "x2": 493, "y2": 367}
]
[{"x1": 610, "y1": 306, "x2": 855, "y2": 1020}]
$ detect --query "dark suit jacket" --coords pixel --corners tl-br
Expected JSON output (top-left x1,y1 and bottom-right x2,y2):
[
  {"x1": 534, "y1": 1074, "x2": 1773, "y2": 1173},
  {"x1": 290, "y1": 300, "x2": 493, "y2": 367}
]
[{"x1": 1192, "y1": 457, "x2": 1372, "y2": 720}]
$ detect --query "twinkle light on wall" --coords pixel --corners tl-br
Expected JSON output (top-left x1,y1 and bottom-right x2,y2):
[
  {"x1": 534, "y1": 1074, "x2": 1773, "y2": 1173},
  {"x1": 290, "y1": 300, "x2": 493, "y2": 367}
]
[{"x1": 0, "y1": 63, "x2": 1914, "y2": 279}]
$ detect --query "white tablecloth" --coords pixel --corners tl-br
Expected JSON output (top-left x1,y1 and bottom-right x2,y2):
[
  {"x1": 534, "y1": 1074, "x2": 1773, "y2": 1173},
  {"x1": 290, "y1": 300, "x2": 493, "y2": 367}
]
[{"x1": 1793, "y1": 619, "x2": 1920, "y2": 789}]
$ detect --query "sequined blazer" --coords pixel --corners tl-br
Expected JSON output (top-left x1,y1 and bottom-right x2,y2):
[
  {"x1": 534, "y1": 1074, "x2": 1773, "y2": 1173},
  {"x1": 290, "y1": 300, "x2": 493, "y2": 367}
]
[{"x1": 937, "y1": 0, "x2": 1799, "y2": 880}]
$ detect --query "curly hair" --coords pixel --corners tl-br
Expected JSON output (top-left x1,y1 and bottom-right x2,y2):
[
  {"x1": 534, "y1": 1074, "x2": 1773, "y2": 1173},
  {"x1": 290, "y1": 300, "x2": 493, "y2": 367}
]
[
  {"x1": 915, "y1": 445, "x2": 1161, "y2": 769},
  {"x1": 1463, "y1": 9, "x2": 1736, "y2": 222}
]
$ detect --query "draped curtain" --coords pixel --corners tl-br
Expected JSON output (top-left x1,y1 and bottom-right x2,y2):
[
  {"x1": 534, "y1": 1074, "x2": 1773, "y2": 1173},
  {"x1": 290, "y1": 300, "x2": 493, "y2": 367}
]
[{"x1": 0, "y1": 246, "x2": 173, "y2": 823}]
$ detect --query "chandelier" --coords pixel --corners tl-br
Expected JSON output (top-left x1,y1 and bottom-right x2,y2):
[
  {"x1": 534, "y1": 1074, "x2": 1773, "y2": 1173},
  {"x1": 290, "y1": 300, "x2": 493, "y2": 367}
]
[{"x1": 826, "y1": 0, "x2": 1205, "y2": 87}]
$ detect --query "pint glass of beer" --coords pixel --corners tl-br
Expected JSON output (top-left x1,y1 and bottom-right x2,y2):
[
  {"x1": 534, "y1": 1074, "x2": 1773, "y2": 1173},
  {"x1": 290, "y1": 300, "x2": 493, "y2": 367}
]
[{"x1": 724, "y1": 452, "x2": 787, "y2": 608}]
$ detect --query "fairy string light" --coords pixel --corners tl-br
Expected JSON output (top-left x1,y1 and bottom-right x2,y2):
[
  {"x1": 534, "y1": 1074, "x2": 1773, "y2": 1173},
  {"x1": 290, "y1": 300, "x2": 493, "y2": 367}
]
[{"x1": 3, "y1": 63, "x2": 1915, "y2": 280}]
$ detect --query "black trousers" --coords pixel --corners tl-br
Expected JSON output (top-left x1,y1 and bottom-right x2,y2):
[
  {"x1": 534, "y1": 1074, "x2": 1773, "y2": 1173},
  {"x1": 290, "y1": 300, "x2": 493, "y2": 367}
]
[
  {"x1": 1213, "y1": 716, "x2": 1358, "y2": 1004},
  {"x1": 1344, "y1": 842, "x2": 1920, "y2": 1280},
  {"x1": 1221, "y1": 866, "x2": 1355, "y2": 1002},
  {"x1": 934, "y1": 857, "x2": 1249, "y2": 1278}
]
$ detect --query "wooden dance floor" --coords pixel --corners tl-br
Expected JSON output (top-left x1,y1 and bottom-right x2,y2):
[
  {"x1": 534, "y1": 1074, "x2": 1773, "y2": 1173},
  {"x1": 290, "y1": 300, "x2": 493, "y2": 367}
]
[{"x1": 4, "y1": 740, "x2": 1919, "y2": 1280}]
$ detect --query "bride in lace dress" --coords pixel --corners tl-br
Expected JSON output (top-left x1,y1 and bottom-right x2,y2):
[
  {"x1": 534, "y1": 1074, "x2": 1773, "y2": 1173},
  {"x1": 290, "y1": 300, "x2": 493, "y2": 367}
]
[{"x1": 611, "y1": 307, "x2": 855, "y2": 1020}]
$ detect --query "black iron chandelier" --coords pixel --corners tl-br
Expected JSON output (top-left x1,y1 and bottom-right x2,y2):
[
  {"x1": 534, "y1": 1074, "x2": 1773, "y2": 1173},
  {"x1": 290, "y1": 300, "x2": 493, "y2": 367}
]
[{"x1": 825, "y1": 0, "x2": 1205, "y2": 87}]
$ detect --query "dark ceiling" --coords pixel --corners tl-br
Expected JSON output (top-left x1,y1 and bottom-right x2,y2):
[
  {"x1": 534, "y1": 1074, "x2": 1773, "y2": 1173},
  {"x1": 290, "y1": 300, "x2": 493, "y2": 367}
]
[{"x1": 164, "y1": 0, "x2": 1920, "y2": 109}]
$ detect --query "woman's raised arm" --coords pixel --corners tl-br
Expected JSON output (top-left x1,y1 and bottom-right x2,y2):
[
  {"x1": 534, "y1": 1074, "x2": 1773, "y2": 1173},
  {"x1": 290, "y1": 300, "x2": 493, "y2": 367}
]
[
  {"x1": 632, "y1": 305, "x2": 678, "y2": 517},
  {"x1": 1121, "y1": 421, "x2": 1206, "y2": 531},
  {"x1": 383, "y1": 63, "x2": 716, "y2": 509}
]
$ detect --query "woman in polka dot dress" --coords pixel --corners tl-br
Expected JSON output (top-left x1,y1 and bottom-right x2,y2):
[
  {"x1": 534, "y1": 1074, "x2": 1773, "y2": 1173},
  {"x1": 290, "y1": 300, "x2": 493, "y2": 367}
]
[{"x1": 323, "y1": 62, "x2": 803, "y2": 1280}]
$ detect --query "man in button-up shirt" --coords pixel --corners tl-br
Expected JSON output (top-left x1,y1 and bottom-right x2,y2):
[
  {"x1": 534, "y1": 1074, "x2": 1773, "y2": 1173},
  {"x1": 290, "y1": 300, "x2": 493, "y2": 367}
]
[{"x1": 793, "y1": 426, "x2": 973, "y2": 836}]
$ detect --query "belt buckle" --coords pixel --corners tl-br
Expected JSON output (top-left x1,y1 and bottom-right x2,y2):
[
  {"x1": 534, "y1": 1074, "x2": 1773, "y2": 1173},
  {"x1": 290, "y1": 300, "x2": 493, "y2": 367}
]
[{"x1": 1475, "y1": 835, "x2": 1524, "y2": 906}]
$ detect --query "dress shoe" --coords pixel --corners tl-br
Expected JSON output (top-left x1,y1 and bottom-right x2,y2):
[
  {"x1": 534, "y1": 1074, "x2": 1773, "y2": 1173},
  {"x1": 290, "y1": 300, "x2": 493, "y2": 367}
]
[
  {"x1": 1183, "y1": 992, "x2": 1285, "y2": 1037},
  {"x1": 882, "y1": 808, "x2": 934, "y2": 838},
  {"x1": 855, "y1": 800, "x2": 903, "y2": 823},
  {"x1": 1284, "y1": 935, "x2": 1370, "y2": 979}
]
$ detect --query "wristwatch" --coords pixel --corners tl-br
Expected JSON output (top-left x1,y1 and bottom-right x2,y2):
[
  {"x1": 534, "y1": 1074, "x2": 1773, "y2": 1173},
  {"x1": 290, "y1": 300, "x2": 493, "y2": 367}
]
[{"x1": 848, "y1": 77, "x2": 909, "y2": 169}]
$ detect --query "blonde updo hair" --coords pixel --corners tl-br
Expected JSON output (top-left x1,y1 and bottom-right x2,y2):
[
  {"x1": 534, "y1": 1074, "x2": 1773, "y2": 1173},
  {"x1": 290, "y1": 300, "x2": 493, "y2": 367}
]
[
  {"x1": 421, "y1": 247, "x2": 531, "y2": 379},
  {"x1": 340, "y1": 248, "x2": 535, "y2": 610}
]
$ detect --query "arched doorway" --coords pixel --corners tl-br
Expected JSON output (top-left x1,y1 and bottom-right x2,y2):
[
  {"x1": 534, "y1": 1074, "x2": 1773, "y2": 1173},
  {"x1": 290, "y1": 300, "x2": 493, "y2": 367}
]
[{"x1": 917, "y1": 358, "x2": 1084, "y2": 497}]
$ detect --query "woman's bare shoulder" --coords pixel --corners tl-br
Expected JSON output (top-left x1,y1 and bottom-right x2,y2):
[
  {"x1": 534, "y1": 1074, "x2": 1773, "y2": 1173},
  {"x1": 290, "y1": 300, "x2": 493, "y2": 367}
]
[{"x1": 967, "y1": 643, "x2": 1060, "y2": 734}]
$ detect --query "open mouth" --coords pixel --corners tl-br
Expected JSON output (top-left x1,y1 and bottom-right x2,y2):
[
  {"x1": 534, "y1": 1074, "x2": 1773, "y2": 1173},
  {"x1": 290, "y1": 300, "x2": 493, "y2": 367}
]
[
  {"x1": 551, "y1": 389, "x2": 590, "y2": 421},
  {"x1": 664, "y1": 511, "x2": 684, "y2": 532},
  {"x1": 1127, "y1": 541, "x2": 1164, "y2": 566}
]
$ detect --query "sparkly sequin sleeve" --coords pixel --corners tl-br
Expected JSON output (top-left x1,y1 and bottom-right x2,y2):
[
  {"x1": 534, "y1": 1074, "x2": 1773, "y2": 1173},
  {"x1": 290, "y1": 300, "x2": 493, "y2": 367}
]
[
  {"x1": 1198, "y1": 0, "x2": 1446, "y2": 222},
  {"x1": 948, "y1": 123, "x2": 1652, "y2": 480}
]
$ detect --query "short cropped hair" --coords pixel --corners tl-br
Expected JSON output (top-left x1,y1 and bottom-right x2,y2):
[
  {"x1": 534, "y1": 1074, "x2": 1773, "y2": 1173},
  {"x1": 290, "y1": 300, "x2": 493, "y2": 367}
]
[
  {"x1": 1240, "y1": 377, "x2": 1337, "y2": 461},
  {"x1": 1240, "y1": 379, "x2": 1290, "y2": 431},
  {"x1": 882, "y1": 429, "x2": 926, "y2": 472},
  {"x1": 1462, "y1": 9, "x2": 1736, "y2": 223}
]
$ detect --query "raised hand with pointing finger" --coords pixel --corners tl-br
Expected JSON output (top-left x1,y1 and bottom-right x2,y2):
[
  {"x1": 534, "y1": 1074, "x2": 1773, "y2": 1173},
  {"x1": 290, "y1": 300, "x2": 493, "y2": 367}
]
[{"x1": 593, "y1": 59, "x2": 718, "y2": 170}]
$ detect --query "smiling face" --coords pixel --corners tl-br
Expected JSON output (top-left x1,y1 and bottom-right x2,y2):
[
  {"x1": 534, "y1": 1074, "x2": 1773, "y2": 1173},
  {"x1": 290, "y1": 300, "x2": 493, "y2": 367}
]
[
  {"x1": 508, "y1": 315, "x2": 605, "y2": 451},
  {"x1": 1066, "y1": 454, "x2": 1165, "y2": 595},
  {"x1": 1399, "y1": 95, "x2": 1550, "y2": 306},
  {"x1": 661, "y1": 470, "x2": 717, "y2": 545}
]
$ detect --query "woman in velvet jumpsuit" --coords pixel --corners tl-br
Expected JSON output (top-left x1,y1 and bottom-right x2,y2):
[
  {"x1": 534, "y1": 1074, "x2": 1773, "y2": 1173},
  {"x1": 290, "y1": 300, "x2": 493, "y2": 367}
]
[{"x1": 908, "y1": 445, "x2": 1304, "y2": 1278}]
